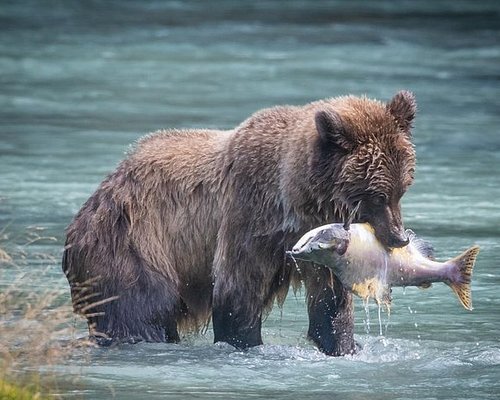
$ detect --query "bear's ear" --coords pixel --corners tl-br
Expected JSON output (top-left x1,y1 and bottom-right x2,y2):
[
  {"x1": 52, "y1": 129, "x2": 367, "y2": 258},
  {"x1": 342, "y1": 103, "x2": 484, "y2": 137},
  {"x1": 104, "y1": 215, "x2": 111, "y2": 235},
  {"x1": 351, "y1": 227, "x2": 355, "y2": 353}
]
[
  {"x1": 315, "y1": 110, "x2": 354, "y2": 151},
  {"x1": 387, "y1": 90, "x2": 417, "y2": 134}
]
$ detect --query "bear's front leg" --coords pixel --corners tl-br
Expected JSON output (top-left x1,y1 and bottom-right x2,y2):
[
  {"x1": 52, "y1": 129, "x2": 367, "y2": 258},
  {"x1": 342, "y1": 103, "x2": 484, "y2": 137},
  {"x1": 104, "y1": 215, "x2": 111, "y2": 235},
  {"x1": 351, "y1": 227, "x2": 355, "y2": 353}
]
[
  {"x1": 212, "y1": 298, "x2": 263, "y2": 349},
  {"x1": 211, "y1": 228, "x2": 279, "y2": 350},
  {"x1": 303, "y1": 264, "x2": 357, "y2": 356},
  {"x1": 212, "y1": 257, "x2": 265, "y2": 349}
]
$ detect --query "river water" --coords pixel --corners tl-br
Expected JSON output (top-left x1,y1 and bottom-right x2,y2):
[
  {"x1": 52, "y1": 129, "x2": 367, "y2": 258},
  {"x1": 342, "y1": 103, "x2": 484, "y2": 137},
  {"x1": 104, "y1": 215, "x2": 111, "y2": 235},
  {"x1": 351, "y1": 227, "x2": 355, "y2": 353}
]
[{"x1": 1, "y1": 1, "x2": 499, "y2": 399}]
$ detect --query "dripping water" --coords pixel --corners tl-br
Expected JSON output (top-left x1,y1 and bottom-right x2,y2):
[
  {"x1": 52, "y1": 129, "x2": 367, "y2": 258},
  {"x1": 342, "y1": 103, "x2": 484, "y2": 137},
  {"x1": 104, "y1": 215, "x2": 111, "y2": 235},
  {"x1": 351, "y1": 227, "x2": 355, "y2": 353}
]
[
  {"x1": 378, "y1": 303, "x2": 384, "y2": 336},
  {"x1": 363, "y1": 297, "x2": 371, "y2": 334}
]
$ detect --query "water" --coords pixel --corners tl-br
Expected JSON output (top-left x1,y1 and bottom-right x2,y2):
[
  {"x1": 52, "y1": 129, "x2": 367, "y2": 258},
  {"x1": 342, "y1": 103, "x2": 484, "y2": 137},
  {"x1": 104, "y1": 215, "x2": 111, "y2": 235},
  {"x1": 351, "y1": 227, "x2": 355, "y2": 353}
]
[{"x1": 1, "y1": 1, "x2": 500, "y2": 398}]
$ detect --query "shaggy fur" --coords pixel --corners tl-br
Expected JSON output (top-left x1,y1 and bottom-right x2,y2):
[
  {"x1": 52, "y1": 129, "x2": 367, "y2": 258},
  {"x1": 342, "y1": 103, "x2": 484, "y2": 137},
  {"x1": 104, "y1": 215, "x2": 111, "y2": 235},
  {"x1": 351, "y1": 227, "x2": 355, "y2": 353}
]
[{"x1": 63, "y1": 91, "x2": 417, "y2": 355}]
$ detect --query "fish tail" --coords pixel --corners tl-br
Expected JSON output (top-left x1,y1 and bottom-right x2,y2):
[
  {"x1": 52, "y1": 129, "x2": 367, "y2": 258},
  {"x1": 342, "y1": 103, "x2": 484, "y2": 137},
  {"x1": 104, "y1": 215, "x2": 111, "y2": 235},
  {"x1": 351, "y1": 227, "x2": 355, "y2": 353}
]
[{"x1": 447, "y1": 245, "x2": 480, "y2": 310}]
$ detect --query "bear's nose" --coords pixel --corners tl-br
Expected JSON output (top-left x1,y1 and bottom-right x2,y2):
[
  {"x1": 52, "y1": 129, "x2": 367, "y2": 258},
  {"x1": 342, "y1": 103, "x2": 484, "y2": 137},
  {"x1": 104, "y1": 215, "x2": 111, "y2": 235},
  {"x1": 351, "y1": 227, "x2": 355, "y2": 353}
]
[{"x1": 388, "y1": 234, "x2": 409, "y2": 248}]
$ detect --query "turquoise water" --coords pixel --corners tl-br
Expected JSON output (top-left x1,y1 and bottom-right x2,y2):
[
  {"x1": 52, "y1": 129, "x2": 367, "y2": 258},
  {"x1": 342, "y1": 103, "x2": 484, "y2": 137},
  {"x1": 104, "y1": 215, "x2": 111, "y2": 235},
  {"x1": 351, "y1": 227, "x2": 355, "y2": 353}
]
[{"x1": 1, "y1": 1, "x2": 499, "y2": 399}]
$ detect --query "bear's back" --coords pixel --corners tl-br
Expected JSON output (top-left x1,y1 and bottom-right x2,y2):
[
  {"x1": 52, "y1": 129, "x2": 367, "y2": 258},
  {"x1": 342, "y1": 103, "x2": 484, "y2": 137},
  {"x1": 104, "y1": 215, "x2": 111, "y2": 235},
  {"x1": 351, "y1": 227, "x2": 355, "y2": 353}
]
[{"x1": 128, "y1": 129, "x2": 232, "y2": 187}]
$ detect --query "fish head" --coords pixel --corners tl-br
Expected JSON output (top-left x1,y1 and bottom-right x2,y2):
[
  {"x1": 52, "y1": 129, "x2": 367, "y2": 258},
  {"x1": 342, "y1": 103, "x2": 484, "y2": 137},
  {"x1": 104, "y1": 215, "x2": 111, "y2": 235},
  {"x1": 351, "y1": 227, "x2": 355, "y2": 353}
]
[{"x1": 288, "y1": 224, "x2": 350, "y2": 264}]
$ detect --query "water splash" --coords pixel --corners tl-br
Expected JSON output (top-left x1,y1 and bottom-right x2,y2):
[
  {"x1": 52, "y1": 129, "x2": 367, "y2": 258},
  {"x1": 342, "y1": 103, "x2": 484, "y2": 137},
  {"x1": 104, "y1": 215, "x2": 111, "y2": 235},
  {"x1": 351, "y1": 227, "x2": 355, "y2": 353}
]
[{"x1": 352, "y1": 336, "x2": 422, "y2": 363}]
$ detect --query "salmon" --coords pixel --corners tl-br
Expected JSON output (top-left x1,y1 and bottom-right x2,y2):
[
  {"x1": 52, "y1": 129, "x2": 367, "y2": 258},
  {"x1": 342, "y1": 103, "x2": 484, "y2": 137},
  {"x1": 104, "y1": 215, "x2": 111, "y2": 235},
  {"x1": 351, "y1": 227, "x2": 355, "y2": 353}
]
[{"x1": 288, "y1": 223, "x2": 479, "y2": 310}]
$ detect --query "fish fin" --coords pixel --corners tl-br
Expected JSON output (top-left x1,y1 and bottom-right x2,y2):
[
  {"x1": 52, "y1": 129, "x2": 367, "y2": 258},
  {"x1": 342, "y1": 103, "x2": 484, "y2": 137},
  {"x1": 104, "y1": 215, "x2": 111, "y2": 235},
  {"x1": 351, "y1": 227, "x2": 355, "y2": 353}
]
[
  {"x1": 418, "y1": 282, "x2": 432, "y2": 289},
  {"x1": 406, "y1": 229, "x2": 435, "y2": 260},
  {"x1": 447, "y1": 245, "x2": 480, "y2": 311}
]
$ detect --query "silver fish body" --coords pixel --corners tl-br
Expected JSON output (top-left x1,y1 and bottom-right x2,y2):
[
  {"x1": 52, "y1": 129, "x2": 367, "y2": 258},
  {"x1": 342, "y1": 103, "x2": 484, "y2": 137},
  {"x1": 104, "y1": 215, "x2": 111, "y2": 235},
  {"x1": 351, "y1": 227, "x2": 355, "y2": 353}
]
[{"x1": 289, "y1": 223, "x2": 479, "y2": 310}]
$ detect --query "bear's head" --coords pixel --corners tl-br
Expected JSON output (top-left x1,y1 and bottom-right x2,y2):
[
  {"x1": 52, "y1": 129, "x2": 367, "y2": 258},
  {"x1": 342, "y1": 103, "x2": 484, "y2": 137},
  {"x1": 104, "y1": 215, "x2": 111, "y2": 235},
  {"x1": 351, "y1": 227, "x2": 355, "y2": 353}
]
[{"x1": 314, "y1": 91, "x2": 417, "y2": 249}]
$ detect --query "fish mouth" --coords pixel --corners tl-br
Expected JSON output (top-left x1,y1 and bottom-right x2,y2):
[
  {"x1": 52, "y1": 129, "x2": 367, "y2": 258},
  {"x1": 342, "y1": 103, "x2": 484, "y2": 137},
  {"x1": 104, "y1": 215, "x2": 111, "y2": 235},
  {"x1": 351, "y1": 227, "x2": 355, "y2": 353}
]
[
  {"x1": 287, "y1": 236, "x2": 315, "y2": 257},
  {"x1": 286, "y1": 244, "x2": 314, "y2": 260},
  {"x1": 285, "y1": 248, "x2": 311, "y2": 263}
]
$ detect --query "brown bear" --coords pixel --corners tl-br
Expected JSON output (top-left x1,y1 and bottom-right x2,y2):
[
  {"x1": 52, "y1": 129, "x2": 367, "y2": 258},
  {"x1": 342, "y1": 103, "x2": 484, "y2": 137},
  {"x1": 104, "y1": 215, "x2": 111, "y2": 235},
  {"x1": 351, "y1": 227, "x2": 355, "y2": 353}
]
[{"x1": 62, "y1": 90, "x2": 416, "y2": 356}]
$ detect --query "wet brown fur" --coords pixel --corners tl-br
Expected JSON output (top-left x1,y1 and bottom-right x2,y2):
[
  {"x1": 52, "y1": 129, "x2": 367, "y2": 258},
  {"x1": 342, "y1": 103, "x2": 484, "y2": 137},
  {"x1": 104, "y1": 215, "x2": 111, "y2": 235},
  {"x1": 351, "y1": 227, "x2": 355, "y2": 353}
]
[{"x1": 63, "y1": 91, "x2": 416, "y2": 353}]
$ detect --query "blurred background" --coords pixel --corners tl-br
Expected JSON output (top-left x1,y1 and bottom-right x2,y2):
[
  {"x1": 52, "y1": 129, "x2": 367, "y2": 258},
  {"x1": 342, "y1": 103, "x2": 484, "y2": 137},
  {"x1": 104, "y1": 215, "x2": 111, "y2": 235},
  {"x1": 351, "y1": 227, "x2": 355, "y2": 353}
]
[{"x1": 0, "y1": 1, "x2": 499, "y2": 399}]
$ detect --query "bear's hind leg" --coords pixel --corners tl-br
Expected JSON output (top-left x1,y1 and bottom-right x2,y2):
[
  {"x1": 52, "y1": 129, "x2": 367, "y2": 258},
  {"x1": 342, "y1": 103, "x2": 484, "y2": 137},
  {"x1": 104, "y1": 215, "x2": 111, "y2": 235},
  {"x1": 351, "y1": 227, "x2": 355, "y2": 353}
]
[
  {"x1": 74, "y1": 267, "x2": 182, "y2": 345},
  {"x1": 88, "y1": 290, "x2": 181, "y2": 345}
]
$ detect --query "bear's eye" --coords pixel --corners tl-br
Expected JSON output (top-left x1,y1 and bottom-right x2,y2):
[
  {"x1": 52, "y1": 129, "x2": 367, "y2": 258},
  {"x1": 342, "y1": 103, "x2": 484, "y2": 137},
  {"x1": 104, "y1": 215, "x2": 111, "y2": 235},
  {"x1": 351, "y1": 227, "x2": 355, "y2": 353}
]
[{"x1": 372, "y1": 195, "x2": 386, "y2": 207}]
